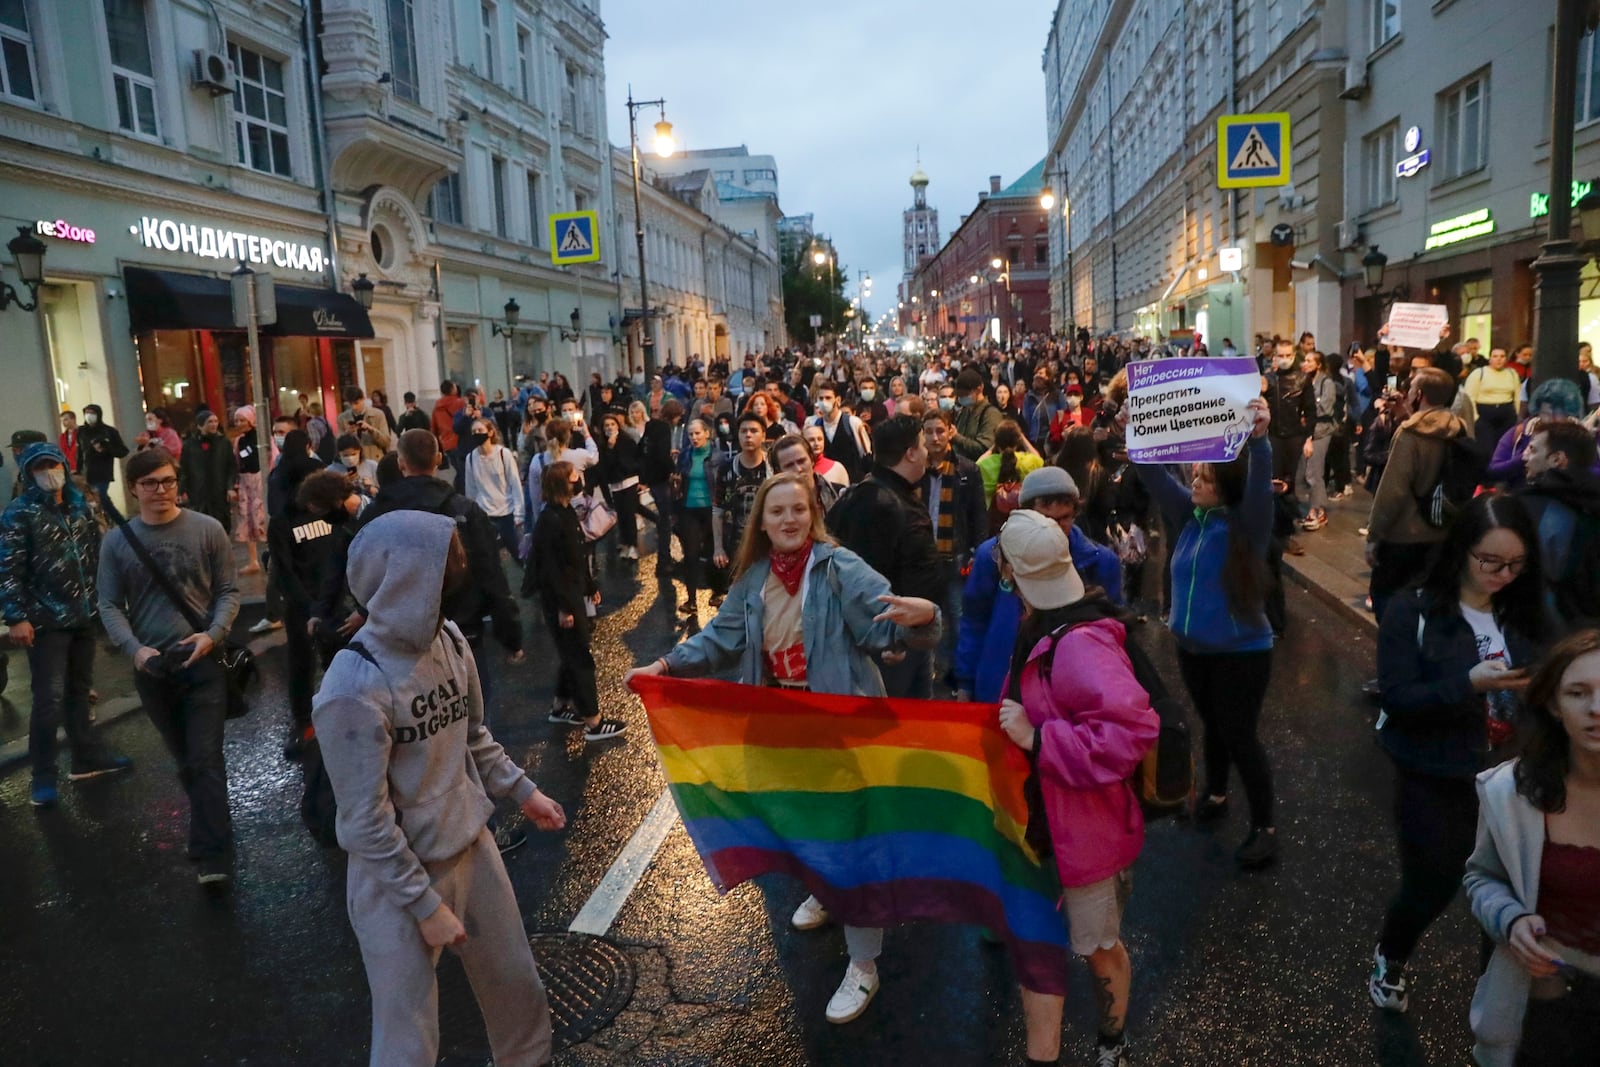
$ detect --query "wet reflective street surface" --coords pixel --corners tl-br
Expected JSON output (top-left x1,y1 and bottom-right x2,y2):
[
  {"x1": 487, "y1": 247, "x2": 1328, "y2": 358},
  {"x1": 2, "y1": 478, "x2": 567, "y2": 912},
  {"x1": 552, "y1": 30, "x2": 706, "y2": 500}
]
[{"x1": 1, "y1": 552, "x2": 1480, "y2": 1066}]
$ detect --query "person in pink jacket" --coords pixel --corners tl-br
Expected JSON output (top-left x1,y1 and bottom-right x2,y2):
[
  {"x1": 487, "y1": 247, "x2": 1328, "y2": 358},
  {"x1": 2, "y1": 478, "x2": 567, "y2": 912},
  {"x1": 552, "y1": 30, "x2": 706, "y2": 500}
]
[{"x1": 994, "y1": 509, "x2": 1159, "y2": 1067}]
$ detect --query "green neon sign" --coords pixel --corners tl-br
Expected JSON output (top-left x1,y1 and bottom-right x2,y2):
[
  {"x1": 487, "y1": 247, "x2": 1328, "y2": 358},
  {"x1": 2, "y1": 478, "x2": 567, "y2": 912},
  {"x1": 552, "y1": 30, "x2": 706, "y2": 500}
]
[
  {"x1": 1531, "y1": 179, "x2": 1596, "y2": 219},
  {"x1": 1424, "y1": 207, "x2": 1494, "y2": 250}
]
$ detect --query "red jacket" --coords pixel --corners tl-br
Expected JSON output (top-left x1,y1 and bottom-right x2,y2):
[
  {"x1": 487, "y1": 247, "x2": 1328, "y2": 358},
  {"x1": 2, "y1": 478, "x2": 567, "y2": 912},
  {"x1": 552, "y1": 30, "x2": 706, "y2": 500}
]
[
  {"x1": 1015, "y1": 617, "x2": 1159, "y2": 887},
  {"x1": 431, "y1": 395, "x2": 465, "y2": 451},
  {"x1": 59, "y1": 430, "x2": 79, "y2": 471}
]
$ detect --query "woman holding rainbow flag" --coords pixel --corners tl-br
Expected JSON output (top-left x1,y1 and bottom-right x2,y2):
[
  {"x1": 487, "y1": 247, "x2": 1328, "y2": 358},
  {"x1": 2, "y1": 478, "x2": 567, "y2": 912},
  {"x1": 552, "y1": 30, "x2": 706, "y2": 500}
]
[{"x1": 625, "y1": 471, "x2": 940, "y2": 1024}]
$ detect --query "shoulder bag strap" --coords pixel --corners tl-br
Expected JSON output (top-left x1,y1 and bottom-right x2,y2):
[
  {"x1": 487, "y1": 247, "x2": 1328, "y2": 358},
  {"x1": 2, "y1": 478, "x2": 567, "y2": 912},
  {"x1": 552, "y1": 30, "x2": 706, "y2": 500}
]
[{"x1": 100, "y1": 499, "x2": 212, "y2": 637}]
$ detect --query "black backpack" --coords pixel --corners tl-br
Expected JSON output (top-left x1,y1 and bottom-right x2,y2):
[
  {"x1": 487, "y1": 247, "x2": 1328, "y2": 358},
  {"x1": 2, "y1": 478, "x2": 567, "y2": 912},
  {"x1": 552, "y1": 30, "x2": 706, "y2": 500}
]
[
  {"x1": 1015, "y1": 613, "x2": 1195, "y2": 854},
  {"x1": 1417, "y1": 431, "x2": 1485, "y2": 528}
]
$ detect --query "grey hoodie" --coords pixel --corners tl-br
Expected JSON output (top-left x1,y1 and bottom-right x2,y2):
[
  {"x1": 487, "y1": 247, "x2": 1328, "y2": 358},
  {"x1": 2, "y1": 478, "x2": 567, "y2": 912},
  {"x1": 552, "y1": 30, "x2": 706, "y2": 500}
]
[{"x1": 312, "y1": 511, "x2": 536, "y2": 920}]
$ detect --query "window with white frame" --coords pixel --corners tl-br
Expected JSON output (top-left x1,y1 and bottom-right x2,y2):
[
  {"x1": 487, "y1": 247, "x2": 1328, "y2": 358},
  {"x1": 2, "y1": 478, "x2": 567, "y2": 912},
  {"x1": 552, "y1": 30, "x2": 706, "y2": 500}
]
[
  {"x1": 1370, "y1": 0, "x2": 1399, "y2": 52},
  {"x1": 1362, "y1": 122, "x2": 1397, "y2": 210},
  {"x1": 525, "y1": 172, "x2": 542, "y2": 245},
  {"x1": 516, "y1": 25, "x2": 532, "y2": 102},
  {"x1": 105, "y1": 0, "x2": 159, "y2": 137},
  {"x1": 431, "y1": 173, "x2": 462, "y2": 225},
  {"x1": 1438, "y1": 72, "x2": 1489, "y2": 182},
  {"x1": 491, "y1": 156, "x2": 507, "y2": 238},
  {"x1": 1578, "y1": 30, "x2": 1600, "y2": 126},
  {"x1": 0, "y1": 0, "x2": 38, "y2": 102},
  {"x1": 229, "y1": 42, "x2": 292, "y2": 178},
  {"x1": 562, "y1": 62, "x2": 577, "y2": 127},
  {"x1": 479, "y1": 2, "x2": 496, "y2": 82},
  {"x1": 385, "y1": 0, "x2": 419, "y2": 103},
  {"x1": 743, "y1": 168, "x2": 776, "y2": 184}
]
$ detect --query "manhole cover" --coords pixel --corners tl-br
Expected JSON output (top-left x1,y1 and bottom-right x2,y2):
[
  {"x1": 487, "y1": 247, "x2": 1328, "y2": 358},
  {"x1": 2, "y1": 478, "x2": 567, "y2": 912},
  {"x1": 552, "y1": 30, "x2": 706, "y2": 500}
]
[{"x1": 438, "y1": 930, "x2": 636, "y2": 1063}]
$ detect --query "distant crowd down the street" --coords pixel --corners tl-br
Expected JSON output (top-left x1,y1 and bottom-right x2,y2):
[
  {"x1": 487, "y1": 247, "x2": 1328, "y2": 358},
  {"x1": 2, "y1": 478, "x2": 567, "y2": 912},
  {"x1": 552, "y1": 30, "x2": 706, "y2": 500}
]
[{"x1": 4, "y1": 320, "x2": 1600, "y2": 1067}]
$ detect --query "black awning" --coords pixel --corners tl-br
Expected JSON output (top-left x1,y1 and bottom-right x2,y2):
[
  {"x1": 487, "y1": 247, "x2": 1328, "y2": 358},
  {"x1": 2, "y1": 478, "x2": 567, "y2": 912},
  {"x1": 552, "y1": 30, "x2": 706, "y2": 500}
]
[{"x1": 123, "y1": 267, "x2": 374, "y2": 339}]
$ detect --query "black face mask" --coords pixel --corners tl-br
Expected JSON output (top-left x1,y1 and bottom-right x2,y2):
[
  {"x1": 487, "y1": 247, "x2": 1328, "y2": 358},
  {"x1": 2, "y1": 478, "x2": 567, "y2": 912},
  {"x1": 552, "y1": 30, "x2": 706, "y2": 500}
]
[{"x1": 470, "y1": 432, "x2": 490, "y2": 449}]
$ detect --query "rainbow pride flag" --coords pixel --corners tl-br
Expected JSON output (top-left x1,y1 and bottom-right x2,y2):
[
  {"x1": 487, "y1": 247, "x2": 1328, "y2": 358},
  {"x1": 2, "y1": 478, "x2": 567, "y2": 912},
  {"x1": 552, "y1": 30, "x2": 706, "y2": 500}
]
[{"x1": 630, "y1": 675, "x2": 1069, "y2": 994}]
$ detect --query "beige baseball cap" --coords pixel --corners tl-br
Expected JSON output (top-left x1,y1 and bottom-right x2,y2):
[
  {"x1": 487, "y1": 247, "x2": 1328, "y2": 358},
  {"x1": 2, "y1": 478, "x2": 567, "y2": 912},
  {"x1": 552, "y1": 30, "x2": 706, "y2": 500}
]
[{"x1": 997, "y1": 510, "x2": 1085, "y2": 610}]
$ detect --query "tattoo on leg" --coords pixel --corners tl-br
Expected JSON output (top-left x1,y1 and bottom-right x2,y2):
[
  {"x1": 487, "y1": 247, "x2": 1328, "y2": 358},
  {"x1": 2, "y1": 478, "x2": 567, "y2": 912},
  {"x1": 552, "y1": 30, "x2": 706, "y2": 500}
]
[{"x1": 1093, "y1": 974, "x2": 1124, "y2": 1039}]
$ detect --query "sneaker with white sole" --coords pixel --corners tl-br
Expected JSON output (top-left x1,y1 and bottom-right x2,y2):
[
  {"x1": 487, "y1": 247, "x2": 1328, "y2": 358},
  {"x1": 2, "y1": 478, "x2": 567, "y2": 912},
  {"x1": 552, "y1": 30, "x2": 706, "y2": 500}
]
[
  {"x1": 824, "y1": 962, "x2": 879, "y2": 1024},
  {"x1": 1369, "y1": 946, "x2": 1409, "y2": 1012},
  {"x1": 791, "y1": 895, "x2": 829, "y2": 931},
  {"x1": 248, "y1": 617, "x2": 283, "y2": 634},
  {"x1": 583, "y1": 718, "x2": 627, "y2": 742},
  {"x1": 548, "y1": 702, "x2": 583, "y2": 725}
]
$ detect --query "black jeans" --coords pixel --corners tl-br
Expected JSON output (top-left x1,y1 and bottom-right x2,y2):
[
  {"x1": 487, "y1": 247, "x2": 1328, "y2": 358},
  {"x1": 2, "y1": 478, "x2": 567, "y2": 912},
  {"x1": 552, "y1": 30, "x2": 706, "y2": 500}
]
[
  {"x1": 134, "y1": 656, "x2": 231, "y2": 860},
  {"x1": 647, "y1": 481, "x2": 674, "y2": 573},
  {"x1": 677, "y1": 506, "x2": 714, "y2": 600},
  {"x1": 1177, "y1": 648, "x2": 1276, "y2": 828},
  {"x1": 1516, "y1": 974, "x2": 1600, "y2": 1066},
  {"x1": 1476, "y1": 402, "x2": 1517, "y2": 455},
  {"x1": 284, "y1": 602, "x2": 336, "y2": 729},
  {"x1": 1270, "y1": 434, "x2": 1306, "y2": 505},
  {"x1": 27, "y1": 627, "x2": 102, "y2": 782},
  {"x1": 1377, "y1": 768, "x2": 1478, "y2": 963},
  {"x1": 543, "y1": 610, "x2": 598, "y2": 719},
  {"x1": 608, "y1": 484, "x2": 641, "y2": 551},
  {"x1": 1370, "y1": 542, "x2": 1436, "y2": 625}
]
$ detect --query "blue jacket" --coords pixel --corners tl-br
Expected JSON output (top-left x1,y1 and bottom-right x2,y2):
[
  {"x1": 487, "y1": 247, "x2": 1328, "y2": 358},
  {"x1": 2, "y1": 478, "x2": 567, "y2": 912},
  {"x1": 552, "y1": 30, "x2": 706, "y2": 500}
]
[
  {"x1": 954, "y1": 525, "x2": 1123, "y2": 702},
  {"x1": 675, "y1": 444, "x2": 719, "y2": 506},
  {"x1": 662, "y1": 542, "x2": 939, "y2": 696},
  {"x1": 0, "y1": 443, "x2": 100, "y2": 630},
  {"x1": 1138, "y1": 436, "x2": 1274, "y2": 654}
]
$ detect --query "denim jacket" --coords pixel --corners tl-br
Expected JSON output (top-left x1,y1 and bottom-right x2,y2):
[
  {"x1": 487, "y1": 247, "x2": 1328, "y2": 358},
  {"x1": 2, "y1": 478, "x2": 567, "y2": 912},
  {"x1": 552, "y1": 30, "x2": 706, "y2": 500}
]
[{"x1": 661, "y1": 542, "x2": 940, "y2": 696}]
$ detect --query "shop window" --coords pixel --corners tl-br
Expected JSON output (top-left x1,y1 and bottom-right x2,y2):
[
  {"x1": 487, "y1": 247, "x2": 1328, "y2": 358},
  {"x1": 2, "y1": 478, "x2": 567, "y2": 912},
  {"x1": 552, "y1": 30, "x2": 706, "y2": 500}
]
[
  {"x1": 1580, "y1": 262, "x2": 1600, "y2": 348},
  {"x1": 136, "y1": 330, "x2": 208, "y2": 432},
  {"x1": 105, "y1": 0, "x2": 159, "y2": 138},
  {"x1": 0, "y1": 0, "x2": 37, "y2": 102},
  {"x1": 1459, "y1": 277, "x2": 1493, "y2": 352},
  {"x1": 431, "y1": 173, "x2": 462, "y2": 225},
  {"x1": 229, "y1": 42, "x2": 292, "y2": 178},
  {"x1": 1362, "y1": 122, "x2": 1397, "y2": 210},
  {"x1": 269, "y1": 337, "x2": 320, "y2": 419},
  {"x1": 1369, "y1": 0, "x2": 1399, "y2": 53},
  {"x1": 385, "y1": 0, "x2": 419, "y2": 103},
  {"x1": 1437, "y1": 72, "x2": 1488, "y2": 182}
]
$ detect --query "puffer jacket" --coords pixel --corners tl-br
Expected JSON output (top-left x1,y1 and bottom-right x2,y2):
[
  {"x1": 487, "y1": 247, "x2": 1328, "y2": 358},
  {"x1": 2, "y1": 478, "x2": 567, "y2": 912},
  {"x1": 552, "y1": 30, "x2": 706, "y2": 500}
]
[
  {"x1": 1013, "y1": 616, "x2": 1159, "y2": 887},
  {"x1": 0, "y1": 443, "x2": 101, "y2": 629}
]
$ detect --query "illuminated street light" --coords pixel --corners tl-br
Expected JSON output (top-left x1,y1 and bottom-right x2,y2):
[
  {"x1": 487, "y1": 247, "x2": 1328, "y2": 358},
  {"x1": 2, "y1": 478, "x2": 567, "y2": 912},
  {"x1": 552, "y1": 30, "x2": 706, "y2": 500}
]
[
  {"x1": 1039, "y1": 186, "x2": 1056, "y2": 211},
  {"x1": 990, "y1": 257, "x2": 1002, "y2": 271},
  {"x1": 653, "y1": 117, "x2": 676, "y2": 158}
]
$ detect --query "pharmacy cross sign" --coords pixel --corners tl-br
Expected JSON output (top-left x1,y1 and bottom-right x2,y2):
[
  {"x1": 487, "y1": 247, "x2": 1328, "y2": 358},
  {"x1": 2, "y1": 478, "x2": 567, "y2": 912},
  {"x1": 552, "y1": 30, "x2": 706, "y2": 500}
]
[
  {"x1": 550, "y1": 211, "x2": 601, "y2": 265},
  {"x1": 1217, "y1": 113, "x2": 1291, "y2": 189}
]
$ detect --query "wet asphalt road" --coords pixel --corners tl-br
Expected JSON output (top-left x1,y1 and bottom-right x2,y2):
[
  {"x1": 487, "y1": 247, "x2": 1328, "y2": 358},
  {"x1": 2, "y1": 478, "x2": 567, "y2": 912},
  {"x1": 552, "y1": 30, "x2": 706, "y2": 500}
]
[{"x1": 0, "y1": 545, "x2": 1485, "y2": 1067}]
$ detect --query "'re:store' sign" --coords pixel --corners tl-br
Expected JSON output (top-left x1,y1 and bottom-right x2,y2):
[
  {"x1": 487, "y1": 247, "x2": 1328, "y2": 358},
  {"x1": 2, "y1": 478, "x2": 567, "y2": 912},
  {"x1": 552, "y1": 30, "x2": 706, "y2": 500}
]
[{"x1": 35, "y1": 218, "x2": 97, "y2": 244}]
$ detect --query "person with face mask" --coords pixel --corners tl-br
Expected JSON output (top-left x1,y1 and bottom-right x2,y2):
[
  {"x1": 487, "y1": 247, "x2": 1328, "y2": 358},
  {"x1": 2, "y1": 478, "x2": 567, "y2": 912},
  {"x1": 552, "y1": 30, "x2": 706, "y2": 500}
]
[
  {"x1": 951, "y1": 370, "x2": 1003, "y2": 460},
  {"x1": 463, "y1": 419, "x2": 524, "y2": 562},
  {"x1": 136, "y1": 408, "x2": 182, "y2": 457},
  {"x1": 178, "y1": 411, "x2": 237, "y2": 534},
  {"x1": 313, "y1": 513, "x2": 565, "y2": 1064},
  {"x1": 75, "y1": 404, "x2": 129, "y2": 508},
  {"x1": 809, "y1": 383, "x2": 873, "y2": 483},
  {"x1": 0, "y1": 442, "x2": 132, "y2": 808},
  {"x1": 1263, "y1": 339, "x2": 1315, "y2": 509},
  {"x1": 332, "y1": 434, "x2": 380, "y2": 499},
  {"x1": 396, "y1": 391, "x2": 430, "y2": 435},
  {"x1": 231, "y1": 407, "x2": 268, "y2": 575}
]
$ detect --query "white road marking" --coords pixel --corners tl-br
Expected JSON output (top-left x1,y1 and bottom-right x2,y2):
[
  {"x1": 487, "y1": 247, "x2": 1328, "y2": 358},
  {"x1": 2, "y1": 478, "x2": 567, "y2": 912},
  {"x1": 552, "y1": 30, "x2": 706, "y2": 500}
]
[{"x1": 568, "y1": 788, "x2": 679, "y2": 936}]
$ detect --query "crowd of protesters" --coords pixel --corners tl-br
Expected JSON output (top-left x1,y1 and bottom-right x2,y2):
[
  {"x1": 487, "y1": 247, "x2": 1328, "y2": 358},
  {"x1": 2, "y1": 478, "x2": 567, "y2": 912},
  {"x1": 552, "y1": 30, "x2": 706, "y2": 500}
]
[{"x1": 3, "y1": 320, "x2": 1598, "y2": 1065}]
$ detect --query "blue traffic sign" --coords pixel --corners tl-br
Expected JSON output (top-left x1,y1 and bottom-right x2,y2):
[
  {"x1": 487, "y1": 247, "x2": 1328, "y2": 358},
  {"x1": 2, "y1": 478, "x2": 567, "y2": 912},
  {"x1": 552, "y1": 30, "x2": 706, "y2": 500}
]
[
  {"x1": 549, "y1": 210, "x2": 601, "y2": 265},
  {"x1": 1217, "y1": 113, "x2": 1290, "y2": 189}
]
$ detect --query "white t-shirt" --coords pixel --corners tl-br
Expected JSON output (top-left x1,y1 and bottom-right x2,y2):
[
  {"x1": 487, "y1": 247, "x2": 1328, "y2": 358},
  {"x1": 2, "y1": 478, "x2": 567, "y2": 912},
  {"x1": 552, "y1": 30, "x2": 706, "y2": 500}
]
[{"x1": 1459, "y1": 601, "x2": 1517, "y2": 733}]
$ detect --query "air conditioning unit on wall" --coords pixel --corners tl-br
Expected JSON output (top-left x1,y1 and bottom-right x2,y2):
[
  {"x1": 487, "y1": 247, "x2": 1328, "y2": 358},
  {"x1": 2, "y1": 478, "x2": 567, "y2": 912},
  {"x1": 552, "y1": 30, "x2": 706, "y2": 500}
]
[
  {"x1": 1339, "y1": 59, "x2": 1369, "y2": 101},
  {"x1": 1337, "y1": 219, "x2": 1363, "y2": 250},
  {"x1": 192, "y1": 49, "x2": 234, "y2": 96}
]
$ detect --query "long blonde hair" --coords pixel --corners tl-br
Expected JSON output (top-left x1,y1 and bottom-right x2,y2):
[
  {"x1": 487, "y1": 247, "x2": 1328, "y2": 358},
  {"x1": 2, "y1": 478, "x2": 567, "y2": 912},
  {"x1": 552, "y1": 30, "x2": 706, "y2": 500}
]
[{"x1": 730, "y1": 472, "x2": 835, "y2": 581}]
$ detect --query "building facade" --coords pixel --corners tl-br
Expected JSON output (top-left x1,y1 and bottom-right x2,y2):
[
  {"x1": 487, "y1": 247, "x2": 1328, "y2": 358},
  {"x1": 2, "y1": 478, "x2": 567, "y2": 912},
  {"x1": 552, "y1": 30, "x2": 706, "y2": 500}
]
[
  {"x1": 1335, "y1": 0, "x2": 1600, "y2": 350},
  {"x1": 901, "y1": 162, "x2": 940, "y2": 288},
  {"x1": 1042, "y1": 0, "x2": 1349, "y2": 350},
  {"x1": 906, "y1": 167, "x2": 1052, "y2": 344}
]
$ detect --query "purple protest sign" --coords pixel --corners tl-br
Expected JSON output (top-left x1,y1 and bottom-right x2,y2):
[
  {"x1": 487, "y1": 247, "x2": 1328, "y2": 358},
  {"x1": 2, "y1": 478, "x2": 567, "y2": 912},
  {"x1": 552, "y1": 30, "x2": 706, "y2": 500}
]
[{"x1": 1125, "y1": 357, "x2": 1261, "y2": 464}]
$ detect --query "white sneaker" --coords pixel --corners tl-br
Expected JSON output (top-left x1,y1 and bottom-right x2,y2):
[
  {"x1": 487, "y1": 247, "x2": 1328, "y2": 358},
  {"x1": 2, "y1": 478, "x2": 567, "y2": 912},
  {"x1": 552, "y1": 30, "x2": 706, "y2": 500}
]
[
  {"x1": 248, "y1": 617, "x2": 283, "y2": 634},
  {"x1": 824, "y1": 962, "x2": 879, "y2": 1024},
  {"x1": 791, "y1": 894, "x2": 829, "y2": 930}
]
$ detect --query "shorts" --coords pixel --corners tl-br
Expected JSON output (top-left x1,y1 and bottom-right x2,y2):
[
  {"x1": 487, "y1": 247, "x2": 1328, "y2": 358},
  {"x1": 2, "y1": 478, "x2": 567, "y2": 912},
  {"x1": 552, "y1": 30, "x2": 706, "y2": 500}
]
[{"x1": 1061, "y1": 868, "x2": 1133, "y2": 956}]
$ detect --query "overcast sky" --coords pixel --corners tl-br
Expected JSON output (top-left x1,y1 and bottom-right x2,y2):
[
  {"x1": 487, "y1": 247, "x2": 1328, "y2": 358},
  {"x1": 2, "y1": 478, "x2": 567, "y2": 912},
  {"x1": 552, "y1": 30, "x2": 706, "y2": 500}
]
[{"x1": 603, "y1": 0, "x2": 1053, "y2": 323}]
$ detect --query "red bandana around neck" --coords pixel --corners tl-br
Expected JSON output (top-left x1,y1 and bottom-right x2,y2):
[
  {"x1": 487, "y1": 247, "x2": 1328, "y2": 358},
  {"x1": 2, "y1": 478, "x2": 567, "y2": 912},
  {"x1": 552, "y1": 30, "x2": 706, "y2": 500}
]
[{"x1": 768, "y1": 537, "x2": 814, "y2": 596}]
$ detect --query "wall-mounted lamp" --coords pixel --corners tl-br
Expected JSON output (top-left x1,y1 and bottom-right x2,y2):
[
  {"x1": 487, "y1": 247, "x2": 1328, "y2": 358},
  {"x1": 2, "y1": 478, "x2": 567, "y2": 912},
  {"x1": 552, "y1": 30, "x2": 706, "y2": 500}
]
[
  {"x1": 560, "y1": 306, "x2": 582, "y2": 342},
  {"x1": 350, "y1": 272, "x2": 376, "y2": 310},
  {"x1": 0, "y1": 225, "x2": 47, "y2": 313},
  {"x1": 491, "y1": 297, "x2": 521, "y2": 338}
]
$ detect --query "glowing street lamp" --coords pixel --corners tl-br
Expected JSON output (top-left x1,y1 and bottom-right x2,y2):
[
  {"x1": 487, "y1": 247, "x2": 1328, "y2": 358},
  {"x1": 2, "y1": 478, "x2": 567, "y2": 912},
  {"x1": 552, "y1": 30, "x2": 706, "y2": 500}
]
[{"x1": 652, "y1": 117, "x2": 676, "y2": 158}]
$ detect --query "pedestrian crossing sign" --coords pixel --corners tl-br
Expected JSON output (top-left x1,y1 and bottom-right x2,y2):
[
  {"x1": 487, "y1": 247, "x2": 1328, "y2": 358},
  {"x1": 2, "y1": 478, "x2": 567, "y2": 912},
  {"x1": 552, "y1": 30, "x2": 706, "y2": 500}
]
[
  {"x1": 550, "y1": 211, "x2": 601, "y2": 265},
  {"x1": 1217, "y1": 113, "x2": 1291, "y2": 189}
]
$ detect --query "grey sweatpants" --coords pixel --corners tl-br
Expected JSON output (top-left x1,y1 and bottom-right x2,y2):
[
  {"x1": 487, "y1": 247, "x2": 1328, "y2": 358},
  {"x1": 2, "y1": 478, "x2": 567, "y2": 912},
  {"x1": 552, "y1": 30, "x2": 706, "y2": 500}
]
[{"x1": 348, "y1": 826, "x2": 551, "y2": 1067}]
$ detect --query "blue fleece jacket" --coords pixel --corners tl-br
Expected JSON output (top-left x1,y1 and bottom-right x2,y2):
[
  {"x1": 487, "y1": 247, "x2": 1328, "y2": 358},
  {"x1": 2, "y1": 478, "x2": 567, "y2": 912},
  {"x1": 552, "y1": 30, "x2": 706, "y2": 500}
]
[
  {"x1": 954, "y1": 525, "x2": 1123, "y2": 702},
  {"x1": 1138, "y1": 436, "x2": 1274, "y2": 654}
]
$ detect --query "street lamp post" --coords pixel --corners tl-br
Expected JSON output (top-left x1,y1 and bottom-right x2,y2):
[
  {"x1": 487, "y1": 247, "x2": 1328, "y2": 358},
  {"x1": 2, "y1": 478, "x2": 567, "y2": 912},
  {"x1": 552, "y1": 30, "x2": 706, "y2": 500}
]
[
  {"x1": 0, "y1": 225, "x2": 47, "y2": 313},
  {"x1": 626, "y1": 87, "x2": 675, "y2": 380}
]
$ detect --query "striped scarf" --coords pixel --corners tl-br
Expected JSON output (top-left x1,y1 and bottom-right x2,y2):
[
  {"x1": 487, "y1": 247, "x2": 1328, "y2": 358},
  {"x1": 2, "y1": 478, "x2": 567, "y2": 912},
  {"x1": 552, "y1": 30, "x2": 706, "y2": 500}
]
[{"x1": 931, "y1": 459, "x2": 956, "y2": 560}]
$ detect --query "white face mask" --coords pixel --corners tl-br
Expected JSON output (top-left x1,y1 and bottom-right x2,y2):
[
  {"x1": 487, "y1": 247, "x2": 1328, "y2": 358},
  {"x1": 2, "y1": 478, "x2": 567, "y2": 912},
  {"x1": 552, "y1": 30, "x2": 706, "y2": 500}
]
[
  {"x1": 272, "y1": 434, "x2": 286, "y2": 450},
  {"x1": 34, "y1": 468, "x2": 66, "y2": 492},
  {"x1": 84, "y1": 413, "x2": 99, "y2": 425},
  {"x1": 341, "y1": 454, "x2": 361, "y2": 468},
  {"x1": 145, "y1": 419, "x2": 159, "y2": 432}
]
